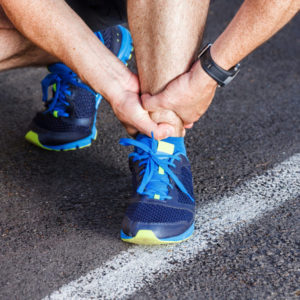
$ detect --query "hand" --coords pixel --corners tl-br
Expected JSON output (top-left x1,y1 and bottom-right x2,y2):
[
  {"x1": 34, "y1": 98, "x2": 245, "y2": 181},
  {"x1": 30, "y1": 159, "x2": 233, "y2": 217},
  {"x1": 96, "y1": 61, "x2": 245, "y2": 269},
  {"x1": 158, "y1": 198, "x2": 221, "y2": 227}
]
[
  {"x1": 142, "y1": 61, "x2": 218, "y2": 127},
  {"x1": 109, "y1": 72, "x2": 174, "y2": 140}
]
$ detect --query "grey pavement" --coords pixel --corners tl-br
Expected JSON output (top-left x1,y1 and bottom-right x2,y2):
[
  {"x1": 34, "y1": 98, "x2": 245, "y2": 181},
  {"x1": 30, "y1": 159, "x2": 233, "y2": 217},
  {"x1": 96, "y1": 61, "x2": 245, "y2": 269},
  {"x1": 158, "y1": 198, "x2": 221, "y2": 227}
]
[{"x1": 0, "y1": 0, "x2": 299, "y2": 299}]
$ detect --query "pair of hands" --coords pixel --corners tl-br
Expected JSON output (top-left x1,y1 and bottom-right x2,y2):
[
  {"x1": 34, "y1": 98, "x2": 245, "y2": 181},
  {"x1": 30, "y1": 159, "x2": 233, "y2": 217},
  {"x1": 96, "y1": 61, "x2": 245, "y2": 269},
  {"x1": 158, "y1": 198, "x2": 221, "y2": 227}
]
[{"x1": 110, "y1": 59, "x2": 218, "y2": 140}]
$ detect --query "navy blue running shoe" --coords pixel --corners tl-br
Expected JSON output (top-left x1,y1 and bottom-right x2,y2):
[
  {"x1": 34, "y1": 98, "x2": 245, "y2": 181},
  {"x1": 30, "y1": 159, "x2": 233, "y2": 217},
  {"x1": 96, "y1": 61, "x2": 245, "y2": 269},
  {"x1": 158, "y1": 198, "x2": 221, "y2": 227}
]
[
  {"x1": 25, "y1": 25, "x2": 133, "y2": 151},
  {"x1": 120, "y1": 134, "x2": 195, "y2": 245}
]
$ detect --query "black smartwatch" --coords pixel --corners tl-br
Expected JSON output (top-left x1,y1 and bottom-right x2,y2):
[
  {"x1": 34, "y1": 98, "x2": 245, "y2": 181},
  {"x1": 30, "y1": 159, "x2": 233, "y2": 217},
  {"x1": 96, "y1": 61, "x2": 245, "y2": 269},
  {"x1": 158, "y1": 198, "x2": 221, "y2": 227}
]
[{"x1": 198, "y1": 44, "x2": 240, "y2": 87}]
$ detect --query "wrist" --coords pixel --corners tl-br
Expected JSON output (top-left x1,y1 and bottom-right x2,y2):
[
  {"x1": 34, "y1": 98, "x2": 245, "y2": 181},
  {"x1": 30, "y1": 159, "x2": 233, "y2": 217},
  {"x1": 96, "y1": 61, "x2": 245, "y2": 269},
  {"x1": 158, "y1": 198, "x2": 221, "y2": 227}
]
[
  {"x1": 101, "y1": 66, "x2": 135, "y2": 103},
  {"x1": 101, "y1": 68, "x2": 140, "y2": 109},
  {"x1": 210, "y1": 41, "x2": 236, "y2": 71},
  {"x1": 190, "y1": 59, "x2": 218, "y2": 90},
  {"x1": 76, "y1": 51, "x2": 135, "y2": 104}
]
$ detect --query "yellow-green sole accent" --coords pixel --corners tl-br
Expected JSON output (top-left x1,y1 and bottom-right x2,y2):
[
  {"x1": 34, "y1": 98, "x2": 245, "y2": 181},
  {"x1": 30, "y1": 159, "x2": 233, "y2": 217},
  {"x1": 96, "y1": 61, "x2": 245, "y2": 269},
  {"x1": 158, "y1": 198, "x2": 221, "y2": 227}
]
[
  {"x1": 25, "y1": 131, "x2": 54, "y2": 151},
  {"x1": 121, "y1": 230, "x2": 191, "y2": 245},
  {"x1": 25, "y1": 130, "x2": 95, "y2": 152},
  {"x1": 125, "y1": 47, "x2": 134, "y2": 67}
]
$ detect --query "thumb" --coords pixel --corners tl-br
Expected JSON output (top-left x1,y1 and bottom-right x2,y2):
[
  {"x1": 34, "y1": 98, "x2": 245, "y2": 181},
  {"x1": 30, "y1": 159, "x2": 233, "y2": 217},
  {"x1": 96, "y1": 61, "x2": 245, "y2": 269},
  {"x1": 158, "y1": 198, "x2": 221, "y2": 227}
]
[
  {"x1": 134, "y1": 112, "x2": 175, "y2": 140},
  {"x1": 155, "y1": 123, "x2": 176, "y2": 140},
  {"x1": 141, "y1": 93, "x2": 151, "y2": 101},
  {"x1": 141, "y1": 93, "x2": 165, "y2": 112}
]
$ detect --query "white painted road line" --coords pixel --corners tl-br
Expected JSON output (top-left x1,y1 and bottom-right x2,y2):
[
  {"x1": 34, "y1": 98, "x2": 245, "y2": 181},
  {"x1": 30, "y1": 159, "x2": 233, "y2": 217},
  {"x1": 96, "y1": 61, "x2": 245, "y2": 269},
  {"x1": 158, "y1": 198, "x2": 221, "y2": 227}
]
[{"x1": 45, "y1": 154, "x2": 300, "y2": 300}]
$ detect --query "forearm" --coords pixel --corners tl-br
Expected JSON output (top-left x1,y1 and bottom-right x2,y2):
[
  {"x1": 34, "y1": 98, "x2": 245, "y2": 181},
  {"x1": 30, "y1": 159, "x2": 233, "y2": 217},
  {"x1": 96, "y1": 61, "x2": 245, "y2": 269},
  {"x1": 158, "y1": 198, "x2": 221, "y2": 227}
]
[
  {"x1": 0, "y1": 0, "x2": 132, "y2": 102},
  {"x1": 211, "y1": 0, "x2": 299, "y2": 70}
]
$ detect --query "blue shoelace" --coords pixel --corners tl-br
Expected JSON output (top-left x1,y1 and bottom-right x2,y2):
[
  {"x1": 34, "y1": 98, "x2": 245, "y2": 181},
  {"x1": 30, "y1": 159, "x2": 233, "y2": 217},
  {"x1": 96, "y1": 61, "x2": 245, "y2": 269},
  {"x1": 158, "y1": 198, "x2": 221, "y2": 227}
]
[
  {"x1": 41, "y1": 65, "x2": 94, "y2": 117},
  {"x1": 120, "y1": 135, "x2": 194, "y2": 201}
]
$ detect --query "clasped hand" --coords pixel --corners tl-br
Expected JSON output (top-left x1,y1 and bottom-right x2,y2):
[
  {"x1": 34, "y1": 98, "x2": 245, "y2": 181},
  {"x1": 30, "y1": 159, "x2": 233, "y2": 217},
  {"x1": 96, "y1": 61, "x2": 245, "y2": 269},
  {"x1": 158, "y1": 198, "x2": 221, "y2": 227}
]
[
  {"x1": 110, "y1": 60, "x2": 217, "y2": 139},
  {"x1": 142, "y1": 60, "x2": 218, "y2": 131}
]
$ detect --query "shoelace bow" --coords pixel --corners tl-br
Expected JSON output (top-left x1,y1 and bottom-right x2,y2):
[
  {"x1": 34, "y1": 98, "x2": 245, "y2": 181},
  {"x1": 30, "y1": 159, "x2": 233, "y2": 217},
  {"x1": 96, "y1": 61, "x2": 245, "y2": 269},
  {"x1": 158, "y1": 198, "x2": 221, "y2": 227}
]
[
  {"x1": 41, "y1": 66, "x2": 94, "y2": 117},
  {"x1": 120, "y1": 135, "x2": 194, "y2": 201}
]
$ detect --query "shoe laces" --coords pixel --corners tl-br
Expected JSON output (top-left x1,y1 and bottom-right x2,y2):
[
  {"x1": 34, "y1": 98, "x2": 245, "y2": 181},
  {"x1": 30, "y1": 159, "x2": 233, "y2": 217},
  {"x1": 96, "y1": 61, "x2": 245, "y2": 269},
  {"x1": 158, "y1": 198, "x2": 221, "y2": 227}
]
[
  {"x1": 120, "y1": 134, "x2": 194, "y2": 201},
  {"x1": 41, "y1": 64, "x2": 94, "y2": 118}
]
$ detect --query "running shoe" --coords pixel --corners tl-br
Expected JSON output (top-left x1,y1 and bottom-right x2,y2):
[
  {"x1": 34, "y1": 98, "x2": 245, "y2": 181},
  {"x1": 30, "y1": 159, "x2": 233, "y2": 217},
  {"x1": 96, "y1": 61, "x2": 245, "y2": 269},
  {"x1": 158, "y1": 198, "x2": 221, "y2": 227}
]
[
  {"x1": 120, "y1": 134, "x2": 195, "y2": 245},
  {"x1": 25, "y1": 25, "x2": 133, "y2": 151}
]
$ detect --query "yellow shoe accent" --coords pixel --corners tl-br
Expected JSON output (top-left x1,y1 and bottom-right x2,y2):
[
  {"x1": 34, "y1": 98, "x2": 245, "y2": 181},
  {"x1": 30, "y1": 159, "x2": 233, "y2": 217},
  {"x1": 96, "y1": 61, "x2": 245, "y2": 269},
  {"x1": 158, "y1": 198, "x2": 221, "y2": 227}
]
[
  {"x1": 25, "y1": 130, "x2": 94, "y2": 151},
  {"x1": 154, "y1": 194, "x2": 160, "y2": 200},
  {"x1": 157, "y1": 140, "x2": 174, "y2": 155},
  {"x1": 157, "y1": 140, "x2": 174, "y2": 175},
  {"x1": 53, "y1": 110, "x2": 59, "y2": 118},
  {"x1": 25, "y1": 131, "x2": 53, "y2": 151},
  {"x1": 93, "y1": 129, "x2": 98, "y2": 141},
  {"x1": 78, "y1": 144, "x2": 90, "y2": 150},
  {"x1": 122, "y1": 230, "x2": 189, "y2": 245}
]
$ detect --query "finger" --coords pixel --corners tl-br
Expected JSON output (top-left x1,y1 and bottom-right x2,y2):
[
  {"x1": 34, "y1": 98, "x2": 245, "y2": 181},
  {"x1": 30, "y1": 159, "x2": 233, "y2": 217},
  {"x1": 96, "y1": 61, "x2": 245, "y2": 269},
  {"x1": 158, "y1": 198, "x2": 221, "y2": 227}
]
[
  {"x1": 155, "y1": 123, "x2": 176, "y2": 140},
  {"x1": 124, "y1": 124, "x2": 138, "y2": 137},
  {"x1": 141, "y1": 93, "x2": 151, "y2": 101},
  {"x1": 142, "y1": 93, "x2": 165, "y2": 112},
  {"x1": 184, "y1": 123, "x2": 194, "y2": 129},
  {"x1": 143, "y1": 93, "x2": 194, "y2": 125},
  {"x1": 133, "y1": 112, "x2": 175, "y2": 140},
  {"x1": 120, "y1": 120, "x2": 138, "y2": 136}
]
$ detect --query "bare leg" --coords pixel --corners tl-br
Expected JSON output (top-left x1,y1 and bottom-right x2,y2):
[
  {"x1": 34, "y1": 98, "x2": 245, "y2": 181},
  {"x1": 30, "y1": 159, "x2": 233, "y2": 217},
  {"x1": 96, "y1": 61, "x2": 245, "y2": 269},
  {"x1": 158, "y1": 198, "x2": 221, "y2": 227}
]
[
  {"x1": 0, "y1": 6, "x2": 56, "y2": 71},
  {"x1": 127, "y1": 0, "x2": 210, "y2": 137}
]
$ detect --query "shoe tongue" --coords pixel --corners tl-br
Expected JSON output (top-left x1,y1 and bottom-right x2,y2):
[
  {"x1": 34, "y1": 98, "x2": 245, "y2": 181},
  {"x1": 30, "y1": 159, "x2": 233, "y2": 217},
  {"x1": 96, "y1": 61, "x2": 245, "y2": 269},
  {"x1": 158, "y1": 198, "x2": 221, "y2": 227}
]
[
  {"x1": 135, "y1": 134, "x2": 186, "y2": 155},
  {"x1": 161, "y1": 136, "x2": 186, "y2": 155},
  {"x1": 135, "y1": 134, "x2": 174, "y2": 155}
]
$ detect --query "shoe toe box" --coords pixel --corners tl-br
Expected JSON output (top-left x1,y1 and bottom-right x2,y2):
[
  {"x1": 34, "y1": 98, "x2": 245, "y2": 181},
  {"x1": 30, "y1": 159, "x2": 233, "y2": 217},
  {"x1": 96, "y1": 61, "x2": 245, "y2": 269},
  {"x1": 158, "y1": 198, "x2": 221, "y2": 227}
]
[{"x1": 121, "y1": 201, "x2": 194, "y2": 242}]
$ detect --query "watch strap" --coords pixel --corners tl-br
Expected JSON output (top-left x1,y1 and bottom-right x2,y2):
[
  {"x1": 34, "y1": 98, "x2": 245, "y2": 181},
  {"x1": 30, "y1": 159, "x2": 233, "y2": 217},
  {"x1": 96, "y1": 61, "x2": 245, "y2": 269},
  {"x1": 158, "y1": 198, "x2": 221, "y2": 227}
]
[{"x1": 198, "y1": 44, "x2": 240, "y2": 87}]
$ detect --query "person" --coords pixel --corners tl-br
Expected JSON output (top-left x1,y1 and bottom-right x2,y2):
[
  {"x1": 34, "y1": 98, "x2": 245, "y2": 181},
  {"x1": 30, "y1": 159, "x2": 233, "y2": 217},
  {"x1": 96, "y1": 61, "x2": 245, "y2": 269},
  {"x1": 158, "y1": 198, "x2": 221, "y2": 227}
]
[{"x1": 0, "y1": 0, "x2": 298, "y2": 245}]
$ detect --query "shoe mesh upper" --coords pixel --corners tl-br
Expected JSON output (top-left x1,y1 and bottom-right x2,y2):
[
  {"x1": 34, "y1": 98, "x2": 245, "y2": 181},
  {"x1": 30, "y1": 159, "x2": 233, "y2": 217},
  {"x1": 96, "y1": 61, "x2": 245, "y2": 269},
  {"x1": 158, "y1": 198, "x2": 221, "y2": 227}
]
[
  {"x1": 170, "y1": 160, "x2": 195, "y2": 205},
  {"x1": 33, "y1": 30, "x2": 106, "y2": 133},
  {"x1": 34, "y1": 113, "x2": 89, "y2": 133},
  {"x1": 123, "y1": 139, "x2": 195, "y2": 225},
  {"x1": 121, "y1": 135, "x2": 195, "y2": 240},
  {"x1": 101, "y1": 27, "x2": 113, "y2": 50},
  {"x1": 72, "y1": 88, "x2": 96, "y2": 119},
  {"x1": 126, "y1": 202, "x2": 193, "y2": 223}
]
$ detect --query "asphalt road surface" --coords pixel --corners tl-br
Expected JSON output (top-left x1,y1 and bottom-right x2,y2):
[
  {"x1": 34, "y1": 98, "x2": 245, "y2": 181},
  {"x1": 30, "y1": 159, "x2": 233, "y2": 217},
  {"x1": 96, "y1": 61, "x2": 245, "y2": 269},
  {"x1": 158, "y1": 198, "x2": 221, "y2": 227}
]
[{"x1": 0, "y1": 1, "x2": 299, "y2": 299}]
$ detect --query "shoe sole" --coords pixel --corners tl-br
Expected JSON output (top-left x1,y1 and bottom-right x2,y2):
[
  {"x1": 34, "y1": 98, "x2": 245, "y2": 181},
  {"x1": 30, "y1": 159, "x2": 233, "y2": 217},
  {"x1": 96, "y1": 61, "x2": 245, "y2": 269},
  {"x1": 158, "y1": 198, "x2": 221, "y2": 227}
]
[
  {"x1": 120, "y1": 223, "x2": 194, "y2": 245},
  {"x1": 25, "y1": 26, "x2": 134, "y2": 151}
]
